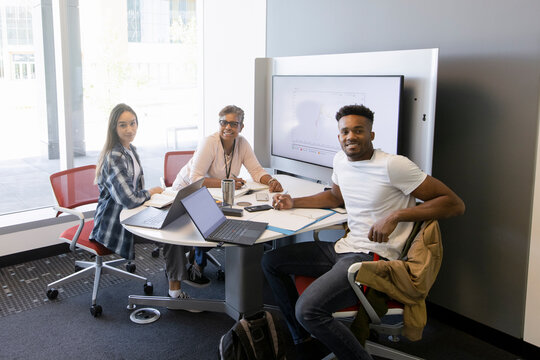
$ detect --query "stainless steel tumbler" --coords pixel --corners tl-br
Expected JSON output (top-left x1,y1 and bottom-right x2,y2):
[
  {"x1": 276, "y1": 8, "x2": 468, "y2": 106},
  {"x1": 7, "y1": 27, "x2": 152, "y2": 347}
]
[{"x1": 221, "y1": 179, "x2": 235, "y2": 207}]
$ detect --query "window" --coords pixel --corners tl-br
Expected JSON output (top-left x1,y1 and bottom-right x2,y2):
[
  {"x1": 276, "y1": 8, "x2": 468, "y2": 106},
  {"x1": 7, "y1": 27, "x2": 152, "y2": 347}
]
[
  {"x1": 127, "y1": 0, "x2": 141, "y2": 42},
  {"x1": 0, "y1": 0, "x2": 48, "y2": 216},
  {"x1": 128, "y1": 0, "x2": 195, "y2": 43},
  {"x1": 0, "y1": 0, "x2": 201, "y2": 217},
  {"x1": 6, "y1": 4, "x2": 32, "y2": 46},
  {"x1": 0, "y1": 8, "x2": 4, "y2": 78},
  {"x1": 11, "y1": 53, "x2": 35, "y2": 79},
  {"x1": 170, "y1": 0, "x2": 196, "y2": 43},
  {"x1": 78, "y1": 0, "x2": 200, "y2": 184}
]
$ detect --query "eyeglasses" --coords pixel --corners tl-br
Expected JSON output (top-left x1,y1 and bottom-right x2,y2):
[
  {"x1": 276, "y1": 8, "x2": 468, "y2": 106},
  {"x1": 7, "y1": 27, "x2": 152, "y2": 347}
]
[{"x1": 219, "y1": 120, "x2": 240, "y2": 128}]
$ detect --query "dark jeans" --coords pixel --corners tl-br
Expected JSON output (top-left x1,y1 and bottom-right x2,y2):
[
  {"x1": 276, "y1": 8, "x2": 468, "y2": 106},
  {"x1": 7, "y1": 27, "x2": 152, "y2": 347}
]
[
  {"x1": 194, "y1": 247, "x2": 209, "y2": 267},
  {"x1": 261, "y1": 241, "x2": 375, "y2": 360}
]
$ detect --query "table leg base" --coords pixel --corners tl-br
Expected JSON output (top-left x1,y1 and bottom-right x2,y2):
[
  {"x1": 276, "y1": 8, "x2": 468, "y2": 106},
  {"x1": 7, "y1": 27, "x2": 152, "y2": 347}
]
[{"x1": 127, "y1": 295, "x2": 242, "y2": 320}]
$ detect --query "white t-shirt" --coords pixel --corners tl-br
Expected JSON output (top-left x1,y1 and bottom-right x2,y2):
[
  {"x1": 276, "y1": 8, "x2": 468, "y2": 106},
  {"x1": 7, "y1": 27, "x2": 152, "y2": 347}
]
[
  {"x1": 124, "y1": 147, "x2": 140, "y2": 189},
  {"x1": 332, "y1": 149, "x2": 427, "y2": 260}
]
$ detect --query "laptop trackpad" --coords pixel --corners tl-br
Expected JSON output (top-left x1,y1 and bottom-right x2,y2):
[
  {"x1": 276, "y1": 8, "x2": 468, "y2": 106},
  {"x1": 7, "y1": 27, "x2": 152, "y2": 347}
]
[{"x1": 244, "y1": 230, "x2": 261, "y2": 238}]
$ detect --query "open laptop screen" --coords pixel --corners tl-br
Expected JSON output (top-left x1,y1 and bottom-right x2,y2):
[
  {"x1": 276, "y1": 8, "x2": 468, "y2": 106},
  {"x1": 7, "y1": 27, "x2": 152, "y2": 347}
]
[{"x1": 181, "y1": 187, "x2": 226, "y2": 238}]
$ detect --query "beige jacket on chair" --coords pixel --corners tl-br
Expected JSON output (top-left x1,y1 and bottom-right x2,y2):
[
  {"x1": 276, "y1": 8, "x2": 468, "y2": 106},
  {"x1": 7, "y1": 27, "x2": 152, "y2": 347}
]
[{"x1": 355, "y1": 220, "x2": 442, "y2": 341}]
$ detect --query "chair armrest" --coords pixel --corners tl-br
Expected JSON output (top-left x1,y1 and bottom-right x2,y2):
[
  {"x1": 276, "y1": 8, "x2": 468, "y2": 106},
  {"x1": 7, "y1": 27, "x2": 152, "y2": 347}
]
[
  {"x1": 348, "y1": 262, "x2": 362, "y2": 274},
  {"x1": 347, "y1": 262, "x2": 382, "y2": 324},
  {"x1": 53, "y1": 206, "x2": 85, "y2": 220},
  {"x1": 53, "y1": 206, "x2": 87, "y2": 252}
]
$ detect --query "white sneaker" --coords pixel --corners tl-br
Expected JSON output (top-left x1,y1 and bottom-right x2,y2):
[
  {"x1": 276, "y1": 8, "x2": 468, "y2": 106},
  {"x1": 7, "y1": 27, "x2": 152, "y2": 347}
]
[{"x1": 167, "y1": 290, "x2": 202, "y2": 313}]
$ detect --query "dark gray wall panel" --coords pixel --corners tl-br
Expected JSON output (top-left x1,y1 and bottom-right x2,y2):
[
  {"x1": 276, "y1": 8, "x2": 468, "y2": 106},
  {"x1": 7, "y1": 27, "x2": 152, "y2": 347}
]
[{"x1": 267, "y1": 0, "x2": 540, "y2": 337}]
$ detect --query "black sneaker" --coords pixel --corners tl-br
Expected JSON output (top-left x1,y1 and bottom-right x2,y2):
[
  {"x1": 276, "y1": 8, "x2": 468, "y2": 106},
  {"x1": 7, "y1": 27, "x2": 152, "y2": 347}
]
[{"x1": 184, "y1": 264, "x2": 211, "y2": 288}]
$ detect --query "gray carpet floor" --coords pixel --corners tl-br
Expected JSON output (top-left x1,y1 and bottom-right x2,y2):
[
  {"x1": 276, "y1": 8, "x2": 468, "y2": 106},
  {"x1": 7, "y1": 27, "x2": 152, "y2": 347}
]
[
  {"x1": 0, "y1": 244, "x2": 172, "y2": 318},
  {"x1": 1, "y1": 244, "x2": 232, "y2": 360},
  {"x1": 0, "y1": 244, "x2": 528, "y2": 360}
]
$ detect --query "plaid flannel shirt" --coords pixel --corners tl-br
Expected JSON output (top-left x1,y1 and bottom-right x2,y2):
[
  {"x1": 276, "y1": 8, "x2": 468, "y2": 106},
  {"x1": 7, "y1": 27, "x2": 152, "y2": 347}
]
[{"x1": 91, "y1": 143, "x2": 150, "y2": 260}]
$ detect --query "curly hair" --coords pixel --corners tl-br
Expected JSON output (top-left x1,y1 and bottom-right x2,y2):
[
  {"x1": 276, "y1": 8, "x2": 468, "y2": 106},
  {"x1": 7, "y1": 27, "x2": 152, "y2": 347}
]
[
  {"x1": 219, "y1": 105, "x2": 245, "y2": 123},
  {"x1": 335, "y1": 104, "x2": 374, "y2": 123}
]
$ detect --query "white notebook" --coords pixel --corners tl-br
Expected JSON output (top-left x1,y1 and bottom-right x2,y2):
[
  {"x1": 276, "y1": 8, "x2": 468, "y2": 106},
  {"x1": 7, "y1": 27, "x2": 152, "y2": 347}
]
[
  {"x1": 244, "y1": 207, "x2": 335, "y2": 233},
  {"x1": 144, "y1": 188, "x2": 178, "y2": 208}
]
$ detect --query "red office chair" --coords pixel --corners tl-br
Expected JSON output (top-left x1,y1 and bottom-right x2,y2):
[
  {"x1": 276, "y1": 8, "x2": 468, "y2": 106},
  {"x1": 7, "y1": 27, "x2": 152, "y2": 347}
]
[
  {"x1": 295, "y1": 222, "x2": 429, "y2": 360},
  {"x1": 150, "y1": 150, "x2": 196, "y2": 258},
  {"x1": 46, "y1": 165, "x2": 153, "y2": 317},
  {"x1": 295, "y1": 273, "x2": 418, "y2": 360},
  {"x1": 163, "y1": 150, "x2": 195, "y2": 187}
]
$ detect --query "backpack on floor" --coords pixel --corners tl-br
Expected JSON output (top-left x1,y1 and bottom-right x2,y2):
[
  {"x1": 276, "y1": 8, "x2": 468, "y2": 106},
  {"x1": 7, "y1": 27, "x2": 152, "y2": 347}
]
[{"x1": 218, "y1": 310, "x2": 294, "y2": 360}]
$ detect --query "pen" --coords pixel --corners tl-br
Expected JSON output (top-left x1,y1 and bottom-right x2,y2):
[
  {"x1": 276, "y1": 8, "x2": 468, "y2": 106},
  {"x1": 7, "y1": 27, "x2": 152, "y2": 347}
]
[
  {"x1": 274, "y1": 190, "x2": 288, "y2": 209},
  {"x1": 231, "y1": 174, "x2": 246, "y2": 185}
]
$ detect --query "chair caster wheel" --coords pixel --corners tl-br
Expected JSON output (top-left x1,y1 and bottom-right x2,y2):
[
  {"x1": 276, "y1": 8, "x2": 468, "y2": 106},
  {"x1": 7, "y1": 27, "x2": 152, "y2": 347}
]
[
  {"x1": 217, "y1": 269, "x2": 225, "y2": 281},
  {"x1": 144, "y1": 281, "x2": 153, "y2": 295},
  {"x1": 388, "y1": 335, "x2": 400, "y2": 342},
  {"x1": 46, "y1": 288, "x2": 59, "y2": 300},
  {"x1": 90, "y1": 304, "x2": 103, "y2": 317},
  {"x1": 127, "y1": 303, "x2": 136, "y2": 310},
  {"x1": 126, "y1": 263, "x2": 136, "y2": 273},
  {"x1": 151, "y1": 247, "x2": 160, "y2": 258}
]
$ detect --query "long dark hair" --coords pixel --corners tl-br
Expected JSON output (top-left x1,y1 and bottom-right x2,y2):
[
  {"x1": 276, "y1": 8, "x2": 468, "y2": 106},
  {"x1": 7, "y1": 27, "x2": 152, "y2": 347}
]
[{"x1": 95, "y1": 103, "x2": 138, "y2": 182}]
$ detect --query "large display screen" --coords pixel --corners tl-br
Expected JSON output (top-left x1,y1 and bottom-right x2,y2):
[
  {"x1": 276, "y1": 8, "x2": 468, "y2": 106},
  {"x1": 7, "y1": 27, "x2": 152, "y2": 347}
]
[{"x1": 271, "y1": 75, "x2": 403, "y2": 168}]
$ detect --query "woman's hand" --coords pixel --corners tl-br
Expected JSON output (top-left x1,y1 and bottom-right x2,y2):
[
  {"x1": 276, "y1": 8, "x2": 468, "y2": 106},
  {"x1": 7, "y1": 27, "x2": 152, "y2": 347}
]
[
  {"x1": 233, "y1": 177, "x2": 246, "y2": 189},
  {"x1": 148, "y1": 186, "x2": 164, "y2": 196},
  {"x1": 262, "y1": 175, "x2": 283, "y2": 192},
  {"x1": 268, "y1": 179, "x2": 283, "y2": 192}
]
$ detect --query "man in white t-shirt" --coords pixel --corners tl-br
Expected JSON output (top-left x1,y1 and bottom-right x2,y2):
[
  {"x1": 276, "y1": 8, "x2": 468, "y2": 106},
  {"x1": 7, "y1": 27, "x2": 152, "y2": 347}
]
[{"x1": 262, "y1": 104, "x2": 465, "y2": 360}]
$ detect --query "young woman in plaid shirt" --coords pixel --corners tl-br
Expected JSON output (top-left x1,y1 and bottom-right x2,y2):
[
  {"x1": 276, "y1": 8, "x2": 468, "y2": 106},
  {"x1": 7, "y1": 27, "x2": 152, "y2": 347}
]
[{"x1": 91, "y1": 103, "x2": 163, "y2": 261}]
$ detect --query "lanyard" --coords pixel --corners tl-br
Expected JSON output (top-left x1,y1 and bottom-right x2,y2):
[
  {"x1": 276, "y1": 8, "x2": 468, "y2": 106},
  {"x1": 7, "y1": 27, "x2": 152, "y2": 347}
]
[{"x1": 223, "y1": 139, "x2": 236, "y2": 179}]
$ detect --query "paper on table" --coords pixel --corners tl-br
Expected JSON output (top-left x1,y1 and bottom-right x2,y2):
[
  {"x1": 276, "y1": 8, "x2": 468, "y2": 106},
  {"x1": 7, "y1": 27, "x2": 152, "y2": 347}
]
[
  {"x1": 144, "y1": 188, "x2": 178, "y2": 208},
  {"x1": 243, "y1": 181, "x2": 269, "y2": 192},
  {"x1": 208, "y1": 181, "x2": 269, "y2": 200},
  {"x1": 245, "y1": 207, "x2": 335, "y2": 233}
]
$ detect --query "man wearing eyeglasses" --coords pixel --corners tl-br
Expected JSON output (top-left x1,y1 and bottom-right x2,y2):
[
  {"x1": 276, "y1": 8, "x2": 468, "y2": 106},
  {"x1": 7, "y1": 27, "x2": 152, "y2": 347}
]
[{"x1": 165, "y1": 105, "x2": 283, "y2": 296}]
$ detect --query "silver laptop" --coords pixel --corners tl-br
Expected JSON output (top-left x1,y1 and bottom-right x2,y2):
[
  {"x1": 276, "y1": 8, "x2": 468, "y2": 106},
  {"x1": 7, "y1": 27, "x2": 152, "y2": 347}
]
[
  {"x1": 121, "y1": 178, "x2": 204, "y2": 229},
  {"x1": 180, "y1": 187, "x2": 268, "y2": 246}
]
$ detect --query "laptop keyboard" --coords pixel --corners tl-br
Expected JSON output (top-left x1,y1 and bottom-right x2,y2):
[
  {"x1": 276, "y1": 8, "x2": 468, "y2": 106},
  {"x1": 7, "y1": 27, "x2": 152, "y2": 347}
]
[
  {"x1": 211, "y1": 220, "x2": 247, "y2": 241},
  {"x1": 143, "y1": 212, "x2": 167, "y2": 226}
]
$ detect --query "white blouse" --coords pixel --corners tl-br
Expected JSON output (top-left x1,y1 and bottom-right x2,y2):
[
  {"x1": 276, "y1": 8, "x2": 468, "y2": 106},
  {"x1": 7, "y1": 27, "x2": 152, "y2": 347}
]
[{"x1": 172, "y1": 132, "x2": 268, "y2": 190}]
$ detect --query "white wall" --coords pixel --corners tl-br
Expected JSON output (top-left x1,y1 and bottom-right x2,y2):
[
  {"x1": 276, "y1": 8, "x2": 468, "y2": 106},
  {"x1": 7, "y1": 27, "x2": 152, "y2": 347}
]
[{"x1": 201, "y1": 0, "x2": 266, "y2": 145}]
